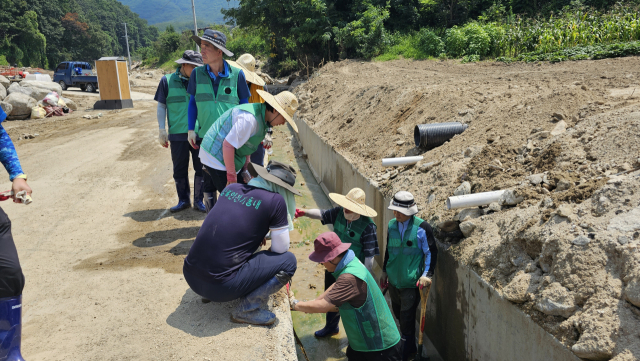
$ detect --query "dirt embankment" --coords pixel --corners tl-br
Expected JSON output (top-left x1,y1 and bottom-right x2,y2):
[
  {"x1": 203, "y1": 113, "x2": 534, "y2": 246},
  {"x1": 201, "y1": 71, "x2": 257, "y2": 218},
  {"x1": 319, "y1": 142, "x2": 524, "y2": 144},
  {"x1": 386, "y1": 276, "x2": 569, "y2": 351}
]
[{"x1": 293, "y1": 58, "x2": 640, "y2": 361}]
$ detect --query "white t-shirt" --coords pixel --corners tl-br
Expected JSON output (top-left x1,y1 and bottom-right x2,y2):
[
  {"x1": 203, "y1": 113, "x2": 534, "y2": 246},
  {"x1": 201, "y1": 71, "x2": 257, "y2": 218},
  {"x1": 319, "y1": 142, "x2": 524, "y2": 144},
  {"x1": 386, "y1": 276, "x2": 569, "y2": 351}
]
[{"x1": 199, "y1": 108, "x2": 258, "y2": 171}]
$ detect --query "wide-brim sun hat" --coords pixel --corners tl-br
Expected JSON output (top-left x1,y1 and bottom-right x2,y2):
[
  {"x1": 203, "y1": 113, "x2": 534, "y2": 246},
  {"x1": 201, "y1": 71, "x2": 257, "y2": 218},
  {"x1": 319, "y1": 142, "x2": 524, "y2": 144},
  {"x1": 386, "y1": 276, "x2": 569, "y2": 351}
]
[
  {"x1": 329, "y1": 187, "x2": 377, "y2": 218},
  {"x1": 256, "y1": 89, "x2": 299, "y2": 132},
  {"x1": 227, "y1": 53, "x2": 265, "y2": 87},
  {"x1": 388, "y1": 191, "x2": 418, "y2": 216},
  {"x1": 191, "y1": 29, "x2": 234, "y2": 57},
  {"x1": 309, "y1": 232, "x2": 351, "y2": 263},
  {"x1": 175, "y1": 50, "x2": 203, "y2": 67},
  {"x1": 248, "y1": 161, "x2": 301, "y2": 196}
]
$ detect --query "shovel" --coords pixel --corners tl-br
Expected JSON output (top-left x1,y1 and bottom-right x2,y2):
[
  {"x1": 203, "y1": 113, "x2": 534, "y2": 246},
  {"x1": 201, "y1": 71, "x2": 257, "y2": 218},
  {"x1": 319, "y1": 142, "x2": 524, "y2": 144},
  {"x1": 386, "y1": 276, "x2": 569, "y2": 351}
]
[{"x1": 417, "y1": 284, "x2": 432, "y2": 361}]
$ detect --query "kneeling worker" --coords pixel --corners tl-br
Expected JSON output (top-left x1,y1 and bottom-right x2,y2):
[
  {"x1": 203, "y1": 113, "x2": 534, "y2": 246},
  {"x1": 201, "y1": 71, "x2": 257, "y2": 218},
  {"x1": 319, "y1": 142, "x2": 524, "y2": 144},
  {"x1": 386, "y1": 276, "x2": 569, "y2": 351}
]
[
  {"x1": 183, "y1": 161, "x2": 300, "y2": 326},
  {"x1": 290, "y1": 232, "x2": 402, "y2": 361}
]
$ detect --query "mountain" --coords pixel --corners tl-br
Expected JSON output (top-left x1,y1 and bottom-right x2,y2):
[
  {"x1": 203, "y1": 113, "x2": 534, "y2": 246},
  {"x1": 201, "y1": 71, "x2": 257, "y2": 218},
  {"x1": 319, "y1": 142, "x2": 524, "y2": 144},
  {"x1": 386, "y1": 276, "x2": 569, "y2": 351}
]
[{"x1": 117, "y1": 0, "x2": 238, "y2": 27}]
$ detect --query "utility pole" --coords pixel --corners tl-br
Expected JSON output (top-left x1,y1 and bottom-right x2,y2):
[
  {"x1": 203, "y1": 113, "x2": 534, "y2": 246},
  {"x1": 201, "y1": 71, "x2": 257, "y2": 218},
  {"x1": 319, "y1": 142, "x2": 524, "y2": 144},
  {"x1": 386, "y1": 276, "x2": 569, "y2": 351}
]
[
  {"x1": 122, "y1": 23, "x2": 132, "y2": 72},
  {"x1": 191, "y1": 0, "x2": 199, "y2": 52}
]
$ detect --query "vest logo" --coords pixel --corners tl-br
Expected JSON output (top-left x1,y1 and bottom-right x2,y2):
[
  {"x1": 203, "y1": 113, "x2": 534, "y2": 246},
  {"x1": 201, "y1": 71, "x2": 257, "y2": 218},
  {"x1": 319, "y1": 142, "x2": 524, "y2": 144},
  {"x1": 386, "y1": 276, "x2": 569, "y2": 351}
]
[
  {"x1": 11, "y1": 304, "x2": 21, "y2": 309},
  {"x1": 225, "y1": 87, "x2": 231, "y2": 94}
]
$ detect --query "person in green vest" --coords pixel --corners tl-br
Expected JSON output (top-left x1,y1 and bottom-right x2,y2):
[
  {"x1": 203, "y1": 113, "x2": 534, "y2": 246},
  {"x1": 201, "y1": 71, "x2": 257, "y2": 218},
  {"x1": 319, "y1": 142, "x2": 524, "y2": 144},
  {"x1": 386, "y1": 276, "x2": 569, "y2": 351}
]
[
  {"x1": 197, "y1": 89, "x2": 299, "y2": 212},
  {"x1": 295, "y1": 187, "x2": 379, "y2": 338},
  {"x1": 186, "y1": 29, "x2": 252, "y2": 212},
  {"x1": 290, "y1": 232, "x2": 402, "y2": 361},
  {"x1": 154, "y1": 50, "x2": 206, "y2": 213},
  {"x1": 380, "y1": 191, "x2": 437, "y2": 361}
]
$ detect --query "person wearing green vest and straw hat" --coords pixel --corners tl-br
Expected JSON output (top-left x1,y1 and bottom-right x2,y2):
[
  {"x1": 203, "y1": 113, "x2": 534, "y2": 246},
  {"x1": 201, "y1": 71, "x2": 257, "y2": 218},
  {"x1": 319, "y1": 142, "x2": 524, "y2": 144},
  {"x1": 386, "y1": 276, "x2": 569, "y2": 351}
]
[
  {"x1": 197, "y1": 89, "x2": 299, "y2": 213},
  {"x1": 295, "y1": 188, "x2": 379, "y2": 338},
  {"x1": 154, "y1": 50, "x2": 206, "y2": 213},
  {"x1": 186, "y1": 29, "x2": 252, "y2": 212},
  {"x1": 380, "y1": 191, "x2": 438, "y2": 361},
  {"x1": 290, "y1": 232, "x2": 402, "y2": 360}
]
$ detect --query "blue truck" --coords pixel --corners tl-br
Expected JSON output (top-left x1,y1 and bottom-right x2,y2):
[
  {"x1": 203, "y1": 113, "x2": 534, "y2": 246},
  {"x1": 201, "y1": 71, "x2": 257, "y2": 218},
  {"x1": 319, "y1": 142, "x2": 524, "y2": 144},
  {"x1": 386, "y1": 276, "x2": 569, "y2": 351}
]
[{"x1": 53, "y1": 61, "x2": 99, "y2": 92}]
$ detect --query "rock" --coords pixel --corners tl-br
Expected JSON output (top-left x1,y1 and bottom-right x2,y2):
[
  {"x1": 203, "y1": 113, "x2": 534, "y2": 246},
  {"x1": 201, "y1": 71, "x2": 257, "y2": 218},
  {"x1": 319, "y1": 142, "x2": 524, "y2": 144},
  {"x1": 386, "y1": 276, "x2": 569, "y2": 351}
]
[
  {"x1": 459, "y1": 221, "x2": 476, "y2": 237},
  {"x1": 0, "y1": 101, "x2": 12, "y2": 115},
  {"x1": 572, "y1": 235, "x2": 590, "y2": 246},
  {"x1": 20, "y1": 80, "x2": 63, "y2": 95},
  {"x1": 552, "y1": 112, "x2": 565, "y2": 121},
  {"x1": 503, "y1": 272, "x2": 540, "y2": 303},
  {"x1": 437, "y1": 220, "x2": 459, "y2": 233},
  {"x1": 624, "y1": 278, "x2": 640, "y2": 307},
  {"x1": 534, "y1": 282, "x2": 576, "y2": 318},
  {"x1": 488, "y1": 202, "x2": 501, "y2": 212},
  {"x1": 0, "y1": 83, "x2": 5, "y2": 101},
  {"x1": 535, "y1": 131, "x2": 550, "y2": 139},
  {"x1": 454, "y1": 208, "x2": 482, "y2": 222},
  {"x1": 380, "y1": 173, "x2": 391, "y2": 181},
  {"x1": 527, "y1": 173, "x2": 544, "y2": 185},
  {"x1": 427, "y1": 194, "x2": 436, "y2": 204},
  {"x1": 617, "y1": 236, "x2": 629, "y2": 245},
  {"x1": 556, "y1": 204, "x2": 573, "y2": 218},
  {"x1": 420, "y1": 162, "x2": 435, "y2": 173},
  {"x1": 550, "y1": 120, "x2": 567, "y2": 136},
  {"x1": 572, "y1": 342, "x2": 613, "y2": 360},
  {"x1": 453, "y1": 181, "x2": 471, "y2": 196},
  {"x1": 0, "y1": 75, "x2": 9, "y2": 89},
  {"x1": 60, "y1": 97, "x2": 77, "y2": 111},
  {"x1": 555, "y1": 180, "x2": 572, "y2": 191},
  {"x1": 464, "y1": 147, "x2": 473, "y2": 157},
  {"x1": 499, "y1": 190, "x2": 523, "y2": 206},
  {"x1": 396, "y1": 140, "x2": 405, "y2": 146},
  {"x1": 581, "y1": 84, "x2": 588, "y2": 91},
  {"x1": 594, "y1": 196, "x2": 610, "y2": 217},
  {"x1": 607, "y1": 207, "x2": 640, "y2": 232},
  {"x1": 4, "y1": 93, "x2": 36, "y2": 120}
]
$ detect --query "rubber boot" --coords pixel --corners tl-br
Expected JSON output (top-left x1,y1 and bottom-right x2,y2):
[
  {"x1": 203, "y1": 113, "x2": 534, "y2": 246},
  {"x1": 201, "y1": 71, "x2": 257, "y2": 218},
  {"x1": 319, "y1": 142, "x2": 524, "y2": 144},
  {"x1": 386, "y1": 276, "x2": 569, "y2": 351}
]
[
  {"x1": 170, "y1": 178, "x2": 191, "y2": 213},
  {"x1": 314, "y1": 311, "x2": 340, "y2": 337},
  {"x1": 203, "y1": 192, "x2": 216, "y2": 213},
  {"x1": 0, "y1": 295, "x2": 25, "y2": 361},
  {"x1": 193, "y1": 176, "x2": 206, "y2": 213},
  {"x1": 231, "y1": 271, "x2": 291, "y2": 326},
  {"x1": 402, "y1": 333, "x2": 418, "y2": 361}
]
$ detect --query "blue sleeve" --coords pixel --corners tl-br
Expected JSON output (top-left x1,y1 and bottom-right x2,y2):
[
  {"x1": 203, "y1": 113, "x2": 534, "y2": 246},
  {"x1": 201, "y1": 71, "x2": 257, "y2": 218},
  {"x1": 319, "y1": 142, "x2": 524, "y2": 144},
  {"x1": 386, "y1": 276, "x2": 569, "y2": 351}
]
[
  {"x1": 237, "y1": 70, "x2": 250, "y2": 105},
  {"x1": 187, "y1": 69, "x2": 197, "y2": 96},
  {"x1": 154, "y1": 76, "x2": 169, "y2": 104},
  {"x1": 188, "y1": 95, "x2": 197, "y2": 131},
  {"x1": 0, "y1": 124, "x2": 24, "y2": 181},
  {"x1": 418, "y1": 227, "x2": 431, "y2": 277}
]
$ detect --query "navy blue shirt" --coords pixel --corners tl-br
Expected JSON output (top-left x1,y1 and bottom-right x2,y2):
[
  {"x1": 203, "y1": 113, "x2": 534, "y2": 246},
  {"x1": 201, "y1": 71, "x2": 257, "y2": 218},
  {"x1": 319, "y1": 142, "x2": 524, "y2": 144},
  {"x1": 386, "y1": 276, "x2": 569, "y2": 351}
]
[
  {"x1": 184, "y1": 183, "x2": 289, "y2": 283},
  {"x1": 155, "y1": 74, "x2": 191, "y2": 141}
]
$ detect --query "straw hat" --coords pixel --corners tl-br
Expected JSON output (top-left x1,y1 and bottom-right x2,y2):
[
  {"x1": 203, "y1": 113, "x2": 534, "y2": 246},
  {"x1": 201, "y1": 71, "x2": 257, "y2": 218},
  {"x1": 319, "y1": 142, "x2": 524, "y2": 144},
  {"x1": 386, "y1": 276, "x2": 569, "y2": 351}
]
[
  {"x1": 388, "y1": 191, "x2": 418, "y2": 216},
  {"x1": 329, "y1": 188, "x2": 377, "y2": 218},
  {"x1": 227, "y1": 54, "x2": 265, "y2": 87},
  {"x1": 256, "y1": 90, "x2": 299, "y2": 132}
]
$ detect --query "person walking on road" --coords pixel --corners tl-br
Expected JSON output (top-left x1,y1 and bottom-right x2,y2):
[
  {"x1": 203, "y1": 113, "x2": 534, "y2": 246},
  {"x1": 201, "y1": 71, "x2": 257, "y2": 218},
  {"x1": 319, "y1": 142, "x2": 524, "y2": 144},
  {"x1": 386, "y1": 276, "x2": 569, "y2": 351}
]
[
  {"x1": 0, "y1": 105, "x2": 32, "y2": 360},
  {"x1": 186, "y1": 29, "x2": 252, "y2": 211},
  {"x1": 183, "y1": 161, "x2": 300, "y2": 326},
  {"x1": 155, "y1": 50, "x2": 206, "y2": 213},
  {"x1": 295, "y1": 188, "x2": 379, "y2": 338},
  {"x1": 379, "y1": 191, "x2": 438, "y2": 361},
  {"x1": 290, "y1": 232, "x2": 402, "y2": 361}
]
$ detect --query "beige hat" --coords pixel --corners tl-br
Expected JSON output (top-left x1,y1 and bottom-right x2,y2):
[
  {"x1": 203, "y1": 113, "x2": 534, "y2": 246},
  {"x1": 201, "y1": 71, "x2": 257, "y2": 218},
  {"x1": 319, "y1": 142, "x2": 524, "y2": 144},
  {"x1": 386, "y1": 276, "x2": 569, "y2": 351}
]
[
  {"x1": 227, "y1": 53, "x2": 266, "y2": 87},
  {"x1": 329, "y1": 188, "x2": 378, "y2": 218},
  {"x1": 257, "y1": 89, "x2": 299, "y2": 132}
]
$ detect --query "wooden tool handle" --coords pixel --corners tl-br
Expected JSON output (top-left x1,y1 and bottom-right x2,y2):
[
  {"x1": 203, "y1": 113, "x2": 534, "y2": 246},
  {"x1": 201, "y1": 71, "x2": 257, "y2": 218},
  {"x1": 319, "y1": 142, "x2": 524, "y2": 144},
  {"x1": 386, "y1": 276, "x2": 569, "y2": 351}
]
[{"x1": 418, "y1": 285, "x2": 431, "y2": 345}]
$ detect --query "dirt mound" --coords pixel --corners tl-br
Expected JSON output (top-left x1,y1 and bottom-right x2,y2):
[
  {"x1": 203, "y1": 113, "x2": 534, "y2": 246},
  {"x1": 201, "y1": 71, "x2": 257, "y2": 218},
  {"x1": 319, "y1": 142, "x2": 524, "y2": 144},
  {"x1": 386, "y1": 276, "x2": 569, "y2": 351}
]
[{"x1": 293, "y1": 57, "x2": 640, "y2": 360}]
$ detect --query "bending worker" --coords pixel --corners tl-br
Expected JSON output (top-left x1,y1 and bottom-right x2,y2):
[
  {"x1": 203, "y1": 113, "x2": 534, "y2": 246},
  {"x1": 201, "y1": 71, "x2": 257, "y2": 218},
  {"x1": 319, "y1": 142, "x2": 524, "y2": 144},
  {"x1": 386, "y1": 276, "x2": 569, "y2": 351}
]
[
  {"x1": 296, "y1": 188, "x2": 379, "y2": 337},
  {"x1": 183, "y1": 161, "x2": 300, "y2": 326},
  {"x1": 380, "y1": 191, "x2": 438, "y2": 361},
  {"x1": 290, "y1": 232, "x2": 402, "y2": 361},
  {"x1": 228, "y1": 53, "x2": 272, "y2": 167},
  {"x1": 154, "y1": 50, "x2": 206, "y2": 213},
  {"x1": 0, "y1": 105, "x2": 32, "y2": 360},
  {"x1": 186, "y1": 29, "x2": 251, "y2": 211}
]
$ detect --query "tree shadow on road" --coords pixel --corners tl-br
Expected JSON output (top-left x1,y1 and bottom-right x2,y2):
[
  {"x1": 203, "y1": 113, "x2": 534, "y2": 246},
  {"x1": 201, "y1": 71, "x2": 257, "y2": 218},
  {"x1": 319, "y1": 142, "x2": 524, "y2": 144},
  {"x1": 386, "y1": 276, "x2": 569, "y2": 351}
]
[
  {"x1": 131, "y1": 227, "x2": 200, "y2": 248},
  {"x1": 124, "y1": 208, "x2": 206, "y2": 222}
]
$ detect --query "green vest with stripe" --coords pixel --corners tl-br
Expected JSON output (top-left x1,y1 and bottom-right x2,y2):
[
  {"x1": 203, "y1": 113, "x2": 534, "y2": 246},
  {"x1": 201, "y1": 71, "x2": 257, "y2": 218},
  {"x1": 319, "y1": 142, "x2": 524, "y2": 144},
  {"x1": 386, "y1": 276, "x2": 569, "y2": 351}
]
[
  {"x1": 333, "y1": 209, "x2": 375, "y2": 264},
  {"x1": 386, "y1": 216, "x2": 425, "y2": 289},
  {"x1": 200, "y1": 103, "x2": 267, "y2": 171},
  {"x1": 193, "y1": 62, "x2": 241, "y2": 138},
  {"x1": 332, "y1": 256, "x2": 400, "y2": 352},
  {"x1": 165, "y1": 71, "x2": 196, "y2": 134}
]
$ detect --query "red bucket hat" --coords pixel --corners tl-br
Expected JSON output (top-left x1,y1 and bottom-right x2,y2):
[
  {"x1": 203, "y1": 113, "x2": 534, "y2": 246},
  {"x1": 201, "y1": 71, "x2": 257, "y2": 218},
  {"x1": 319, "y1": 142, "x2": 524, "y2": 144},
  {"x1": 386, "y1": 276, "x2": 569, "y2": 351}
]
[{"x1": 309, "y1": 232, "x2": 351, "y2": 263}]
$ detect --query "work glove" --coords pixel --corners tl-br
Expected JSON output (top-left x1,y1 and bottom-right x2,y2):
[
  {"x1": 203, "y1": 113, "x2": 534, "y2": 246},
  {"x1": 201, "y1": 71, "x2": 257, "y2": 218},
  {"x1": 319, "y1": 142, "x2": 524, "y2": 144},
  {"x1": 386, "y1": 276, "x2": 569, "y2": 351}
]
[
  {"x1": 295, "y1": 209, "x2": 305, "y2": 218},
  {"x1": 380, "y1": 272, "x2": 388, "y2": 290},
  {"x1": 158, "y1": 129, "x2": 168, "y2": 148},
  {"x1": 263, "y1": 133, "x2": 273, "y2": 150},
  {"x1": 188, "y1": 130, "x2": 199, "y2": 149},
  {"x1": 417, "y1": 276, "x2": 432, "y2": 290}
]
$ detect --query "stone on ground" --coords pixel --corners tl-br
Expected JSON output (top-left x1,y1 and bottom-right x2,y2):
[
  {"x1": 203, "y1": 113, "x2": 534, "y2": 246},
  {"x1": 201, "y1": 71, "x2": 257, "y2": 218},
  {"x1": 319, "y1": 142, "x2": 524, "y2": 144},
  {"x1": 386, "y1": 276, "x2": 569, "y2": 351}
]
[
  {"x1": 0, "y1": 75, "x2": 9, "y2": 90},
  {"x1": 623, "y1": 278, "x2": 640, "y2": 307},
  {"x1": 499, "y1": 189, "x2": 523, "y2": 206},
  {"x1": 20, "y1": 80, "x2": 63, "y2": 96},
  {"x1": 534, "y1": 282, "x2": 576, "y2": 318},
  {"x1": 459, "y1": 221, "x2": 476, "y2": 237},
  {"x1": 607, "y1": 207, "x2": 640, "y2": 232},
  {"x1": 0, "y1": 83, "x2": 5, "y2": 101},
  {"x1": 502, "y1": 272, "x2": 540, "y2": 303},
  {"x1": 454, "y1": 181, "x2": 471, "y2": 196},
  {"x1": 4, "y1": 93, "x2": 36, "y2": 120},
  {"x1": 0, "y1": 101, "x2": 12, "y2": 115},
  {"x1": 61, "y1": 97, "x2": 77, "y2": 111}
]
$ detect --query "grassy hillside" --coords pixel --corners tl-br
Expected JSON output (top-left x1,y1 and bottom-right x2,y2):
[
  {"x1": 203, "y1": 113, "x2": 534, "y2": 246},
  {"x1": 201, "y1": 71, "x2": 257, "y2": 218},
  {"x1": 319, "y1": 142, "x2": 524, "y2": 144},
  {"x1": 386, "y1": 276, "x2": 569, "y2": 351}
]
[{"x1": 117, "y1": 0, "x2": 237, "y2": 26}]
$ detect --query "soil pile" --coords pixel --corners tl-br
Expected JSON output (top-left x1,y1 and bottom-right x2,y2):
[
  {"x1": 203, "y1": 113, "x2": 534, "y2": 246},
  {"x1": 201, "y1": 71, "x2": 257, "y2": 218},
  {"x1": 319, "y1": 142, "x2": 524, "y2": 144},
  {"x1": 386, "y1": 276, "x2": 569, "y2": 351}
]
[{"x1": 293, "y1": 57, "x2": 640, "y2": 360}]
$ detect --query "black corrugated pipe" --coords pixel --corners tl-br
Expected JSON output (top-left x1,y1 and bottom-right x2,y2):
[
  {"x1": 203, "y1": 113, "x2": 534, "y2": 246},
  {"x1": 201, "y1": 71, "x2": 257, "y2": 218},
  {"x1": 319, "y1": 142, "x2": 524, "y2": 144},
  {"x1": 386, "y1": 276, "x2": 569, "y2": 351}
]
[{"x1": 414, "y1": 122, "x2": 469, "y2": 150}]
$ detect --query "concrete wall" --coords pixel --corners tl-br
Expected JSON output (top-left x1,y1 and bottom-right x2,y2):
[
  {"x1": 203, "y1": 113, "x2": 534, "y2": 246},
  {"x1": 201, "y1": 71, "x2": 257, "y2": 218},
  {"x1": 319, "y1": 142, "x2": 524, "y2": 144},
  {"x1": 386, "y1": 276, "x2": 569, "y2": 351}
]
[{"x1": 294, "y1": 115, "x2": 580, "y2": 361}]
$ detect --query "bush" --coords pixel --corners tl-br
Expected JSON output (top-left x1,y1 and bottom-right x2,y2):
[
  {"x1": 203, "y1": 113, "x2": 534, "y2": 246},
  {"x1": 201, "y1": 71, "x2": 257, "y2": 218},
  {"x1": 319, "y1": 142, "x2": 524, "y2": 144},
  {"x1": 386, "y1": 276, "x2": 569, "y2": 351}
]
[
  {"x1": 416, "y1": 29, "x2": 445, "y2": 56},
  {"x1": 345, "y1": 4, "x2": 391, "y2": 59},
  {"x1": 227, "y1": 28, "x2": 268, "y2": 58},
  {"x1": 462, "y1": 23, "x2": 491, "y2": 56},
  {"x1": 445, "y1": 26, "x2": 467, "y2": 57}
]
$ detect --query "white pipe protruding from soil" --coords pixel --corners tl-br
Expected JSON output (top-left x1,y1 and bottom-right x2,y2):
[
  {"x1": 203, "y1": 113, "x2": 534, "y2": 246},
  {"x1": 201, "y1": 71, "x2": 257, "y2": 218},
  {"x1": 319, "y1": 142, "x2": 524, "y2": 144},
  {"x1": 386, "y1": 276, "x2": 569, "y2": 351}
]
[
  {"x1": 446, "y1": 190, "x2": 506, "y2": 210},
  {"x1": 381, "y1": 156, "x2": 424, "y2": 167}
]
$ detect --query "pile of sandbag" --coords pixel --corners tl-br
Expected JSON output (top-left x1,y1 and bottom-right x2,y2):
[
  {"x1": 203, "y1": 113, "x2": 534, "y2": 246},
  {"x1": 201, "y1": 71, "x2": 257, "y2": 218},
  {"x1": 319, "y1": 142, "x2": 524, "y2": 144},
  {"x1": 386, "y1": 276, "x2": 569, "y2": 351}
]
[
  {"x1": 0, "y1": 76, "x2": 72, "y2": 120},
  {"x1": 30, "y1": 92, "x2": 72, "y2": 119}
]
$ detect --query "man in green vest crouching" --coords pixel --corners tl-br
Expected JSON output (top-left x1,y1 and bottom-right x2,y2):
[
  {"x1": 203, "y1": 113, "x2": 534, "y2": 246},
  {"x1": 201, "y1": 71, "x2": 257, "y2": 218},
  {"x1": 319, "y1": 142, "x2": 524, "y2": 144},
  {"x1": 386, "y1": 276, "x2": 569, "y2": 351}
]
[
  {"x1": 290, "y1": 232, "x2": 402, "y2": 361},
  {"x1": 380, "y1": 191, "x2": 438, "y2": 361},
  {"x1": 295, "y1": 188, "x2": 379, "y2": 338}
]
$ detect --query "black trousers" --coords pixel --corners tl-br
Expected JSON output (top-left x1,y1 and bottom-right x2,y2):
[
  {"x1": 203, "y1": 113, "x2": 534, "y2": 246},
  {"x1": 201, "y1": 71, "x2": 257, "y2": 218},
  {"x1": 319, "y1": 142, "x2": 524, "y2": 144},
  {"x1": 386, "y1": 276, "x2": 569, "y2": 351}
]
[
  {"x1": 388, "y1": 285, "x2": 420, "y2": 336},
  {"x1": 346, "y1": 341, "x2": 402, "y2": 361},
  {"x1": 202, "y1": 165, "x2": 245, "y2": 194},
  {"x1": 0, "y1": 207, "x2": 24, "y2": 298},
  {"x1": 170, "y1": 140, "x2": 202, "y2": 180}
]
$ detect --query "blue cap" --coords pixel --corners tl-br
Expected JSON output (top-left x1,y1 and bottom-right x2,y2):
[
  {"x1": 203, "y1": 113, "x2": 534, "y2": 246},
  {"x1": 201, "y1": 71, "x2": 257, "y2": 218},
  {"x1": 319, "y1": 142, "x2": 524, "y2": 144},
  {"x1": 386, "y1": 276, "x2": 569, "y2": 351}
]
[{"x1": 191, "y1": 29, "x2": 233, "y2": 57}]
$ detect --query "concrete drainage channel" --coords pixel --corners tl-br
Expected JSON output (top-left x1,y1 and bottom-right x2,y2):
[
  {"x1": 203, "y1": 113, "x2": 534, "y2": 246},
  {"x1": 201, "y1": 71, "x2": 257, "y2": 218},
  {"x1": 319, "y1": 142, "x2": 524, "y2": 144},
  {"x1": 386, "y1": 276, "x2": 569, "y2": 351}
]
[{"x1": 292, "y1": 114, "x2": 581, "y2": 361}]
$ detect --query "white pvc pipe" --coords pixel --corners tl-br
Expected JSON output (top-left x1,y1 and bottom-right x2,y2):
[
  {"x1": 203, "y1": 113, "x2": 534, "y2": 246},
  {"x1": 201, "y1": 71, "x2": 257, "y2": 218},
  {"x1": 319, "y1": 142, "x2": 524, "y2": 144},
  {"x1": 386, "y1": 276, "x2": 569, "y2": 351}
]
[
  {"x1": 382, "y1": 156, "x2": 423, "y2": 167},
  {"x1": 446, "y1": 190, "x2": 506, "y2": 210}
]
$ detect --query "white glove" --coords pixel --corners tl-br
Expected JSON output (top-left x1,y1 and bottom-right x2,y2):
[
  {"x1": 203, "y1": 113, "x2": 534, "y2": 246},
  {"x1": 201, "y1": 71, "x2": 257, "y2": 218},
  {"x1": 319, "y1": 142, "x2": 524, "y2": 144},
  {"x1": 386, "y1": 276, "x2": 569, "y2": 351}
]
[
  {"x1": 188, "y1": 130, "x2": 199, "y2": 149},
  {"x1": 158, "y1": 129, "x2": 168, "y2": 147},
  {"x1": 263, "y1": 133, "x2": 273, "y2": 149}
]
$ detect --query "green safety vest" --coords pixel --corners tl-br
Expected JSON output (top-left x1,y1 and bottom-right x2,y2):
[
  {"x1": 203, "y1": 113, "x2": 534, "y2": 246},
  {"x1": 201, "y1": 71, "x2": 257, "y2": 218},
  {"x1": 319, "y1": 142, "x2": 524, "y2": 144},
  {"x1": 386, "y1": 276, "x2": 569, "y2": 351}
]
[
  {"x1": 332, "y1": 256, "x2": 400, "y2": 352},
  {"x1": 200, "y1": 103, "x2": 267, "y2": 171},
  {"x1": 333, "y1": 209, "x2": 375, "y2": 264},
  {"x1": 165, "y1": 71, "x2": 197, "y2": 134},
  {"x1": 193, "y1": 62, "x2": 241, "y2": 138},
  {"x1": 386, "y1": 216, "x2": 425, "y2": 289}
]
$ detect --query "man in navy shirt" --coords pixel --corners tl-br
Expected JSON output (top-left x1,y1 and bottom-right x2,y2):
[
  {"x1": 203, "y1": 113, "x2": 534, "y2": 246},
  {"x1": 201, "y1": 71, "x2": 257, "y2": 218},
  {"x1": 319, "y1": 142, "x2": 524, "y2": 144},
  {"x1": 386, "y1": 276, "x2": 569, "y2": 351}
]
[{"x1": 183, "y1": 161, "x2": 299, "y2": 326}]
